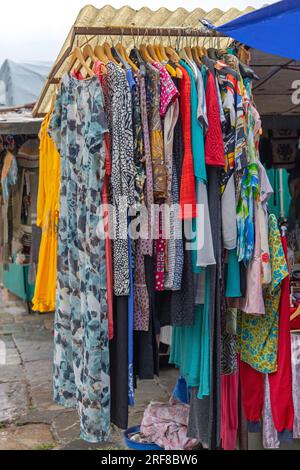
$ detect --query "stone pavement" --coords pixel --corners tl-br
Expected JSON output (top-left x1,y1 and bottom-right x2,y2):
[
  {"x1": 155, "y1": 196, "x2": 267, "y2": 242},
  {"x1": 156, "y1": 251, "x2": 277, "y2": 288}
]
[{"x1": 0, "y1": 288, "x2": 177, "y2": 450}]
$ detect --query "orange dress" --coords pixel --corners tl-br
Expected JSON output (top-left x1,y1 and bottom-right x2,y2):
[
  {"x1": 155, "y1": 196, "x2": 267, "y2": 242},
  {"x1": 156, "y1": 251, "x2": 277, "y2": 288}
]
[{"x1": 32, "y1": 112, "x2": 60, "y2": 312}]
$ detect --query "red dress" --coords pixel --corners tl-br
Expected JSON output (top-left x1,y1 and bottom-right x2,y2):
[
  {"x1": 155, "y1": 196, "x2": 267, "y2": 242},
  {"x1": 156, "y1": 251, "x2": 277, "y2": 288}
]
[
  {"x1": 94, "y1": 62, "x2": 114, "y2": 341},
  {"x1": 205, "y1": 71, "x2": 225, "y2": 167},
  {"x1": 178, "y1": 65, "x2": 197, "y2": 220}
]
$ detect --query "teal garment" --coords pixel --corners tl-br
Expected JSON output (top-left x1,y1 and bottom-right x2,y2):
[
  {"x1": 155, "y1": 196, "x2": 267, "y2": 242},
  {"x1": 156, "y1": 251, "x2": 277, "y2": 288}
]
[
  {"x1": 180, "y1": 60, "x2": 206, "y2": 274},
  {"x1": 202, "y1": 64, "x2": 208, "y2": 90},
  {"x1": 266, "y1": 168, "x2": 291, "y2": 219},
  {"x1": 179, "y1": 60, "x2": 206, "y2": 183},
  {"x1": 225, "y1": 249, "x2": 242, "y2": 298},
  {"x1": 169, "y1": 268, "x2": 211, "y2": 399}
]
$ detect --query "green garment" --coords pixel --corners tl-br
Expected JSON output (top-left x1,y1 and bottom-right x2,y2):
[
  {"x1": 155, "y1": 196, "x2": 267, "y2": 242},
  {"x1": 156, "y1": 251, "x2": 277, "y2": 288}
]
[
  {"x1": 169, "y1": 268, "x2": 211, "y2": 399},
  {"x1": 225, "y1": 249, "x2": 242, "y2": 298}
]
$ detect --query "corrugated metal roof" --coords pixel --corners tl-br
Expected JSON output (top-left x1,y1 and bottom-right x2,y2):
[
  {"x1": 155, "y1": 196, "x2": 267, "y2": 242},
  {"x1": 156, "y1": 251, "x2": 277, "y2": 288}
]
[{"x1": 33, "y1": 4, "x2": 256, "y2": 116}]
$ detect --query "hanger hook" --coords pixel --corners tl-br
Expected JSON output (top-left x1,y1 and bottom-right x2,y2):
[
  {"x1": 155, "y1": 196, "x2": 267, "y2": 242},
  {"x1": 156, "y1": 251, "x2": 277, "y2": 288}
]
[
  {"x1": 141, "y1": 28, "x2": 147, "y2": 45},
  {"x1": 131, "y1": 26, "x2": 136, "y2": 48}
]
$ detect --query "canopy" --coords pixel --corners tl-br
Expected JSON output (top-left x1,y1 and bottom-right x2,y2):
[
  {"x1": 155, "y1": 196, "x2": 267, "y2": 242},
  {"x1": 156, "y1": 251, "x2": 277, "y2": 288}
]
[
  {"x1": 0, "y1": 60, "x2": 51, "y2": 107},
  {"x1": 210, "y1": 0, "x2": 300, "y2": 62}
]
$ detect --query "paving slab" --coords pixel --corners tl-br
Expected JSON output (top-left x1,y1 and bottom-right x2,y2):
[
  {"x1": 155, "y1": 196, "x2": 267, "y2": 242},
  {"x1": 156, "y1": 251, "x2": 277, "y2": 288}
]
[
  {"x1": 0, "y1": 365, "x2": 25, "y2": 383},
  {"x1": 0, "y1": 423, "x2": 55, "y2": 450},
  {"x1": 24, "y1": 360, "x2": 53, "y2": 409},
  {"x1": 52, "y1": 410, "x2": 80, "y2": 444},
  {"x1": 16, "y1": 409, "x2": 63, "y2": 426},
  {"x1": 0, "y1": 381, "x2": 28, "y2": 423},
  {"x1": 0, "y1": 313, "x2": 14, "y2": 325}
]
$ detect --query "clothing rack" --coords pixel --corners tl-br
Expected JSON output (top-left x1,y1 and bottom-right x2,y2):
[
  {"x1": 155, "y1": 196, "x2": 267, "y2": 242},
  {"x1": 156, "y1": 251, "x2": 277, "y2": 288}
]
[
  {"x1": 34, "y1": 25, "x2": 226, "y2": 117},
  {"x1": 49, "y1": 26, "x2": 224, "y2": 85}
]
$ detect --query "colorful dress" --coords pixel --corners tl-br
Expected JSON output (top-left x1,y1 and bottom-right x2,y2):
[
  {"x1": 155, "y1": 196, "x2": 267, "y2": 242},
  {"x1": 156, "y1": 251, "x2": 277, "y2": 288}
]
[
  {"x1": 32, "y1": 112, "x2": 60, "y2": 312},
  {"x1": 48, "y1": 73, "x2": 110, "y2": 443},
  {"x1": 236, "y1": 78, "x2": 260, "y2": 263},
  {"x1": 238, "y1": 214, "x2": 289, "y2": 373}
]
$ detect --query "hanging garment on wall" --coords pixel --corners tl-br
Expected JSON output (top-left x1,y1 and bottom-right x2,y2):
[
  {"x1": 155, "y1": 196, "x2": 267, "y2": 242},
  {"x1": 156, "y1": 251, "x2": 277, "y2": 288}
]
[{"x1": 49, "y1": 73, "x2": 110, "y2": 443}]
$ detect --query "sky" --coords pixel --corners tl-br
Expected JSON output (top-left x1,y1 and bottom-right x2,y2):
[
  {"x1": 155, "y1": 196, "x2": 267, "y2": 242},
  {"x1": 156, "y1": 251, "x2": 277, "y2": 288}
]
[{"x1": 0, "y1": 0, "x2": 276, "y2": 65}]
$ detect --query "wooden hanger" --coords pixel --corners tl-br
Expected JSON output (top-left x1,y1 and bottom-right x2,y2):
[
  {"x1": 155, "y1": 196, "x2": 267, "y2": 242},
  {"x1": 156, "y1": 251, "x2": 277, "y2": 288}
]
[
  {"x1": 158, "y1": 44, "x2": 169, "y2": 62},
  {"x1": 68, "y1": 47, "x2": 94, "y2": 77},
  {"x1": 116, "y1": 43, "x2": 138, "y2": 71},
  {"x1": 140, "y1": 44, "x2": 154, "y2": 64},
  {"x1": 192, "y1": 46, "x2": 202, "y2": 65},
  {"x1": 154, "y1": 44, "x2": 163, "y2": 62},
  {"x1": 184, "y1": 45, "x2": 194, "y2": 61},
  {"x1": 200, "y1": 46, "x2": 208, "y2": 57},
  {"x1": 147, "y1": 43, "x2": 160, "y2": 62},
  {"x1": 154, "y1": 40, "x2": 176, "y2": 76},
  {"x1": 75, "y1": 44, "x2": 97, "y2": 74},
  {"x1": 291, "y1": 304, "x2": 300, "y2": 322},
  {"x1": 165, "y1": 46, "x2": 183, "y2": 78},
  {"x1": 103, "y1": 41, "x2": 119, "y2": 65},
  {"x1": 94, "y1": 45, "x2": 109, "y2": 65}
]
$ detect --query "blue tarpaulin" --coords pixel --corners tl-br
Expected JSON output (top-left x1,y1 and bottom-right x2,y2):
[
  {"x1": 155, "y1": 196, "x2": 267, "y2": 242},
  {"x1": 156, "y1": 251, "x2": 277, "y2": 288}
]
[
  {"x1": 209, "y1": 0, "x2": 300, "y2": 61},
  {"x1": 0, "y1": 60, "x2": 51, "y2": 107}
]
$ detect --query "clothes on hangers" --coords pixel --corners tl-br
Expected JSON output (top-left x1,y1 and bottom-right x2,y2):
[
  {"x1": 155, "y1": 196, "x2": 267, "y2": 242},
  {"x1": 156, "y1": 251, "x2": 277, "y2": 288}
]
[{"x1": 29, "y1": 34, "x2": 300, "y2": 449}]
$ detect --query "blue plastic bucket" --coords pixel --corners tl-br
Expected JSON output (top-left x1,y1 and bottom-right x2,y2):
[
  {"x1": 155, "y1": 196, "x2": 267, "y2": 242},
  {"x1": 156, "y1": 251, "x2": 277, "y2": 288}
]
[{"x1": 124, "y1": 425, "x2": 164, "y2": 451}]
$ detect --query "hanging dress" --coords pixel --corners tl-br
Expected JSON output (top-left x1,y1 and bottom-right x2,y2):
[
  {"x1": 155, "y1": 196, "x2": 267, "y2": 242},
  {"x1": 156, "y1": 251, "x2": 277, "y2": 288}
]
[
  {"x1": 32, "y1": 112, "x2": 60, "y2": 312},
  {"x1": 48, "y1": 73, "x2": 110, "y2": 443}
]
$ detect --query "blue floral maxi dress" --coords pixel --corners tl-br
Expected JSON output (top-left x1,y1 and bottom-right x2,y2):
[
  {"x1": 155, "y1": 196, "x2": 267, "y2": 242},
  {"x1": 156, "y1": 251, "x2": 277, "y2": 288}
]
[{"x1": 48, "y1": 74, "x2": 110, "y2": 443}]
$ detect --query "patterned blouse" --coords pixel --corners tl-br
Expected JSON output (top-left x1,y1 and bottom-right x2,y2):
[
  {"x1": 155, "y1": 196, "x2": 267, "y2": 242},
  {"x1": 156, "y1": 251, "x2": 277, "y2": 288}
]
[
  {"x1": 103, "y1": 62, "x2": 136, "y2": 296},
  {"x1": 238, "y1": 214, "x2": 289, "y2": 373},
  {"x1": 145, "y1": 63, "x2": 167, "y2": 202}
]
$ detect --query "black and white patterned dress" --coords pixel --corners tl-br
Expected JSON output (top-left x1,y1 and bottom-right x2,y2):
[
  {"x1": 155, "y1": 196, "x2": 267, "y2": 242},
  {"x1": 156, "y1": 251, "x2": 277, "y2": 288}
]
[{"x1": 103, "y1": 62, "x2": 136, "y2": 296}]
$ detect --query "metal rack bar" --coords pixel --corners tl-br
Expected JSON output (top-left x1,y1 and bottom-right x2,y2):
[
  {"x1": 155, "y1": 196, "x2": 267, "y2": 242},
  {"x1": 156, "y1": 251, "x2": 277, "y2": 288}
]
[
  {"x1": 73, "y1": 25, "x2": 223, "y2": 37},
  {"x1": 33, "y1": 24, "x2": 225, "y2": 117}
]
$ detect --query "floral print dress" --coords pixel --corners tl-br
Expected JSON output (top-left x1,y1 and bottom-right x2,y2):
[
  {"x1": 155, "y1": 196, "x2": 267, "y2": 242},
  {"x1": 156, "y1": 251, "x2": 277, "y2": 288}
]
[
  {"x1": 48, "y1": 73, "x2": 110, "y2": 443},
  {"x1": 238, "y1": 214, "x2": 289, "y2": 373}
]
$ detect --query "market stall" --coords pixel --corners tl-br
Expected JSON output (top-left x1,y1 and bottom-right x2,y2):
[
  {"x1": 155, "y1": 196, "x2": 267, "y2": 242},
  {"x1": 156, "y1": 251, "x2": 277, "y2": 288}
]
[{"x1": 2, "y1": 0, "x2": 300, "y2": 451}]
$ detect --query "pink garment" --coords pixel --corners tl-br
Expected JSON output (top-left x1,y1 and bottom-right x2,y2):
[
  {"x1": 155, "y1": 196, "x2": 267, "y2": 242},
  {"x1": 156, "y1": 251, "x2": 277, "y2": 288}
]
[
  {"x1": 141, "y1": 401, "x2": 198, "y2": 450},
  {"x1": 240, "y1": 202, "x2": 265, "y2": 315},
  {"x1": 221, "y1": 362, "x2": 239, "y2": 450},
  {"x1": 152, "y1": 61, "x2": 179, "y2": 118},
  {"x1": 268, "y1": 236, "x2": 294, "y2": 434}
]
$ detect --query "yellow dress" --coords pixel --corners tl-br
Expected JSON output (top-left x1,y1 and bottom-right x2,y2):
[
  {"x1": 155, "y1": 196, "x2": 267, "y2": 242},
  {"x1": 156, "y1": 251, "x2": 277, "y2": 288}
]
[{"x1": 32, "y1": 112, "x2": 60, "y2": 312}]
